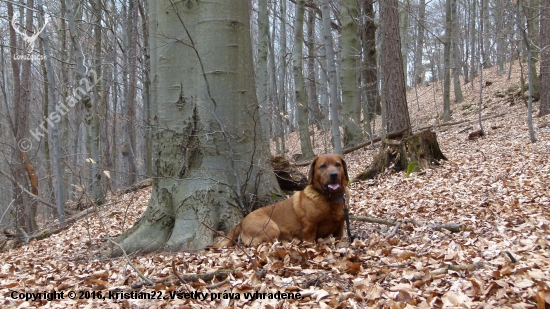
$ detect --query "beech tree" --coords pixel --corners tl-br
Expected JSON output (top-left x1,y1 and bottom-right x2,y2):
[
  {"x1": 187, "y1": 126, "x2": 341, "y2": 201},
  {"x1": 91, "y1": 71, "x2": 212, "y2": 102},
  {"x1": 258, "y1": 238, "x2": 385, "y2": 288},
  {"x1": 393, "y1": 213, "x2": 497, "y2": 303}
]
[
  {"x1": 341, "y1": 0, "x2": 363, "y2": 147},
  {"x1": 112, "y1": 0, "x2": 282, "y2": 254}
]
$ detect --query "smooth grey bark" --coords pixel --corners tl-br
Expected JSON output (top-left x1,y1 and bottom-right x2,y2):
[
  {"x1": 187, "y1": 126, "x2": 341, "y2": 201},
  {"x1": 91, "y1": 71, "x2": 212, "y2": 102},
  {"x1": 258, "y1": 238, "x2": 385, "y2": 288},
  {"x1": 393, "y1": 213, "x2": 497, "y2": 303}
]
[
  {"x1": 306, "y1": 8, "x2": 322, "y2": 127},
  {"x1": 322, "y1": 0, "x2": 343, "y2": 154},
  {"x1": 292, "y1": 0, "x2": 315, "y2": 159},
  {"x1": 113, "y1": 0, "x2": 282, "y2": 254},
  {"x1": 341, "y1": 0, "x2": 363, "y2": 147}
]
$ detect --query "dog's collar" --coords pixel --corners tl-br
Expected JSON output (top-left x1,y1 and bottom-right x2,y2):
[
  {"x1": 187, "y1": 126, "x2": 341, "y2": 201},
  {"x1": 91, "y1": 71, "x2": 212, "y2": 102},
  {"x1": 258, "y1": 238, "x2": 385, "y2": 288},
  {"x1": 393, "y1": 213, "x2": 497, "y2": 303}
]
[{"x1": 315, "y1": 187, "x2": 346, "y2": 204}]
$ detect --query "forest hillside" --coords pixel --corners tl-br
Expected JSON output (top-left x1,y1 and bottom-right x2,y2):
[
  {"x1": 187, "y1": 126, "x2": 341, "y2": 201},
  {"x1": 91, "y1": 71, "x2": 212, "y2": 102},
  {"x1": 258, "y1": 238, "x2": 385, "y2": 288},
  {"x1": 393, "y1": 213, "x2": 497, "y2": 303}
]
[{"x1": 0, "y1": 64, "x2": 549, "y2": 308}]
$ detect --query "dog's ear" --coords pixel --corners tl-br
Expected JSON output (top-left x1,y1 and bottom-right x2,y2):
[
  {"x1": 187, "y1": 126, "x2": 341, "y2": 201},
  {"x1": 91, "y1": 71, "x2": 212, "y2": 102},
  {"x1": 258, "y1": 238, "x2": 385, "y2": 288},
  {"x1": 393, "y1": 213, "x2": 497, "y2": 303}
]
[
  {"x1": 341, "y1": 156, "x2": 349, "y2": 181},
  {"x1": 308, "y1": 157, "x2": 318, "y2": 184}
]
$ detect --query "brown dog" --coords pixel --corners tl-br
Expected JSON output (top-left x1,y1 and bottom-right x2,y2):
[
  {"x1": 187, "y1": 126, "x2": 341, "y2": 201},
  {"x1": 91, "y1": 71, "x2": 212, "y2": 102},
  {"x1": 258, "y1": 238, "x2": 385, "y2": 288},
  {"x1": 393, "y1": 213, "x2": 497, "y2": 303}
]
[{"x1": 212, "y1": 154, "x2": 349, "y2": 247}]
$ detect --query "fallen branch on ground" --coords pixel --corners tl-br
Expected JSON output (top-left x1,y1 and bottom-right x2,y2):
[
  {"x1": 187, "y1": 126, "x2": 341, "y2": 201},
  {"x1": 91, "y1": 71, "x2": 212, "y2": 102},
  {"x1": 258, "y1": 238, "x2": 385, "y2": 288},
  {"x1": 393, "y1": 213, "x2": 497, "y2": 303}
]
[{"x1": 350, "y1": 215, "x2": 462, "y2": 233}]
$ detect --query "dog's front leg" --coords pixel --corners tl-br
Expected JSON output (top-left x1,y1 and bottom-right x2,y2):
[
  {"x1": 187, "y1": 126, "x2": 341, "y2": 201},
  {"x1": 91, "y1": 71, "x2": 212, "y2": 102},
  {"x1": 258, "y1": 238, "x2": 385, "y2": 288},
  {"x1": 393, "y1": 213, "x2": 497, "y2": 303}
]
[{"x1": 301, "y1": 222, "x2": 318, "y2": 242}]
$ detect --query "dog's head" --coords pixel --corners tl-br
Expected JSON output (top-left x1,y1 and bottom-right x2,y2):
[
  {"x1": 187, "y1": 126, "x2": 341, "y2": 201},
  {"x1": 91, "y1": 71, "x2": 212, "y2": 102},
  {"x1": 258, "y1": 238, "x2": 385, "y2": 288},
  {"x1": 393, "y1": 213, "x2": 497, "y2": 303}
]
[{"x1": 308, "y1": 154, "x2": 348, "y2": 194}]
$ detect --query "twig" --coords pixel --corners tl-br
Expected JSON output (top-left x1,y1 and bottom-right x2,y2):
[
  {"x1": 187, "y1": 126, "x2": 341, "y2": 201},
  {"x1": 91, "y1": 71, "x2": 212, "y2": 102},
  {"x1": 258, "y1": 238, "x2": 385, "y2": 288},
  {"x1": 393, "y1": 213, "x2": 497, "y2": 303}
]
[
  {"x1": 385, "y1": 223, "x2": 400, "y2": 239},
  {"x1": 206, "y1": 279, "x2": 230, "y2": 290},
  {"x1": 109, "y1": 239, "x2": 154, "y2": 285},
  {"x1": 429, "y1": 262, "x2": 484, "y2": 275},
  {"x1": 171, "y1": 260, "x2": 190, "y2": 291},
  {"x1": 0, "y1": 168, "x2": 59, "y2": 211}
]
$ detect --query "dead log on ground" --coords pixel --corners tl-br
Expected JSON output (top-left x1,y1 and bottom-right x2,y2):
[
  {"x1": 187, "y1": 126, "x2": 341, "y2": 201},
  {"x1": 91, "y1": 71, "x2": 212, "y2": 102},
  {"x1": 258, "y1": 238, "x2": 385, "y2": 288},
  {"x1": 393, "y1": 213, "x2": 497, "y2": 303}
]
[{"x1": 270, "y1": 155, "x2": 307, "y2": 191}]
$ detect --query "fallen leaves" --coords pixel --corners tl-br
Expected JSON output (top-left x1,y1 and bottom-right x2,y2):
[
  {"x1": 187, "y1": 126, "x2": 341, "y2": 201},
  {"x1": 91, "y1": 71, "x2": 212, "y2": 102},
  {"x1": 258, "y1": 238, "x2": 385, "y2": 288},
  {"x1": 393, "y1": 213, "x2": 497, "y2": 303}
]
[{"x1": 0, "y1": 64, "x2": 549, "y2": 308}]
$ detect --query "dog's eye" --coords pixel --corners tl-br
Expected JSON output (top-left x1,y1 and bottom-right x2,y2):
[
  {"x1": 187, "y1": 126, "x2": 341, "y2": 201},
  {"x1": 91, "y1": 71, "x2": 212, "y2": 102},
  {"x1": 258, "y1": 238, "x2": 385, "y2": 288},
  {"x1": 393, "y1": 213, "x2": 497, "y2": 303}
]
[
  {"x1": 320, "y1": 164, "x2": 327, "y2": 169},
  {"x1": 335, "y1": 162, "x2": 341, "y2": 167}
]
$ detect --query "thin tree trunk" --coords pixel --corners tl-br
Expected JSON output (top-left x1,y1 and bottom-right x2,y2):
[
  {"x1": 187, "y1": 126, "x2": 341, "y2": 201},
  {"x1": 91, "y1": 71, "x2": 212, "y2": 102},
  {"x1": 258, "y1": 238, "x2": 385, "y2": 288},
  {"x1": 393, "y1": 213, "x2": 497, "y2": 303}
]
[
  {"x1": 469, "y1": 0, "x2": 478, "y2": 85},
  {"x1": 293, "y1": 0, "x2": 315, "y2": 159},
  {"x1": 443, "y1": 0, "x2": 452, "y2": 122},
  {"x1": 496, "y1": 0, "x2": 505, "y2": 76},
  {"x1": 400, "y1": 0, "x2": 410, "y2": 80},
  {"x1": 322, "y1": 0, "x2": 343, "y2": 154},
  {"x1": 8, "y1": 0, "x2": 38, "y2": 233},
  {"x1": 257, "y1": 0, "x2": 270, "y2": 145},
  {"x1": 138, "y1": 1, "x2": 153, "y2": 176},
  {"x1": 341, "y1": 0, "x2": 363, "y2": 147},
  {"x1": 277, "y1": 0, "x2": 287, "y2": 154},
  {"x1": 64, "y1": 0, "x2": 104, "y2": 203},
  {"x1": 413, "y1": 0, "x2": 426, "y2": 86},
  {"x1": 38, "y1": 0, "x2": 66, "y2": 227},
  {"x1": 452, "y1": 0, "x2": 463, "y2": 103},
  {"x1": 306, "y1": 8, "x2": 322, "y2": 127},
  {"x1": 520, "y1": 8, "x2": 538, "y2": 142},
  {"x1": 482, "y1": 0, "x2": 492, "y2": 68},
  {"x1": 540, "y1": 0, "x2": 550, "y2": 116},
  {"x1": 523, "y1": 0, "x2": 541, "y2": 101}
]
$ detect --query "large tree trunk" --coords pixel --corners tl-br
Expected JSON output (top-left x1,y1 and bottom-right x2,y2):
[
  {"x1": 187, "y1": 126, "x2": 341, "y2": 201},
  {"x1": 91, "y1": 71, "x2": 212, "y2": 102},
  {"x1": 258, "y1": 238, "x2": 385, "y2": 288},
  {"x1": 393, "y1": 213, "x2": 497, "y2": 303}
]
[
  {"x1": 341, "y1": 0, "x2": 363, "y2": 147},
  {"x1": 356, "y1": 130, "x2": 447, "y2": 180},
  {"x1": 381, "y1": 0, "x2": 411, "y2": 134},
  {"x1": 112, "y1": 0, "x2": 282, "y2": 255}
]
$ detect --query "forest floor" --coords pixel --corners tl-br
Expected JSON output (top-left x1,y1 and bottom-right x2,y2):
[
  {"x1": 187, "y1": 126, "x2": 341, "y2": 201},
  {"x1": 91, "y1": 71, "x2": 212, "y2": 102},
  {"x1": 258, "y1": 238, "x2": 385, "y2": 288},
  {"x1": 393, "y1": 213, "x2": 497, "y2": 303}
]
[{"x1": 1, "y1": 64, "x2": 549, "y2": 308}]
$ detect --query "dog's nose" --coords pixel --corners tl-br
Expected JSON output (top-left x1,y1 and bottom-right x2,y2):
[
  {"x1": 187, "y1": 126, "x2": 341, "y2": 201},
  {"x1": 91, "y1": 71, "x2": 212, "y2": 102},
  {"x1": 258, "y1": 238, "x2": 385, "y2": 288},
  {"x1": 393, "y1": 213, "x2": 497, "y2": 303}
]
[{"x1": 330, "y1": 172, "x2": 338, "y2": 179}]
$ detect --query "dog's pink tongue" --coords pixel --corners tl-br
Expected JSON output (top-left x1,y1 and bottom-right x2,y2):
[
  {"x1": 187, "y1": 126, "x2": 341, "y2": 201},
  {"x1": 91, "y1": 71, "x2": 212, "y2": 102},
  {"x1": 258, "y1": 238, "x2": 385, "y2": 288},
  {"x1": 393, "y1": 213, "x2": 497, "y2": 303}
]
[{"x1": 328, "y1": 183, "x2": 340, "y2": 190}]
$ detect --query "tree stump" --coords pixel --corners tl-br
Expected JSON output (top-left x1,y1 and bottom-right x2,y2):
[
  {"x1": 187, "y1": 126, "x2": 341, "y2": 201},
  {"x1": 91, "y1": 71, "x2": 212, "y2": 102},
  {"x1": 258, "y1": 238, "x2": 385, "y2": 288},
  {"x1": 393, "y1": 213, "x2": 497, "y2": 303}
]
[
  {"x1": 356, "y1": 130, "x2": 447, "y2": 180},
  {"x1": 270, "y1": 155, "x2": 308, "y2": 191}
]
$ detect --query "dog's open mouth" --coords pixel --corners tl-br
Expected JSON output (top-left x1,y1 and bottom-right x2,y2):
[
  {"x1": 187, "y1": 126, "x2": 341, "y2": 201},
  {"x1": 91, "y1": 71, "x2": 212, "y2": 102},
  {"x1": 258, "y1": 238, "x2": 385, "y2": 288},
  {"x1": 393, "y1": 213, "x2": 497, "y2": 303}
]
[{"x1": 326, "y1": 183, "x2": 340, "y2": 191}]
